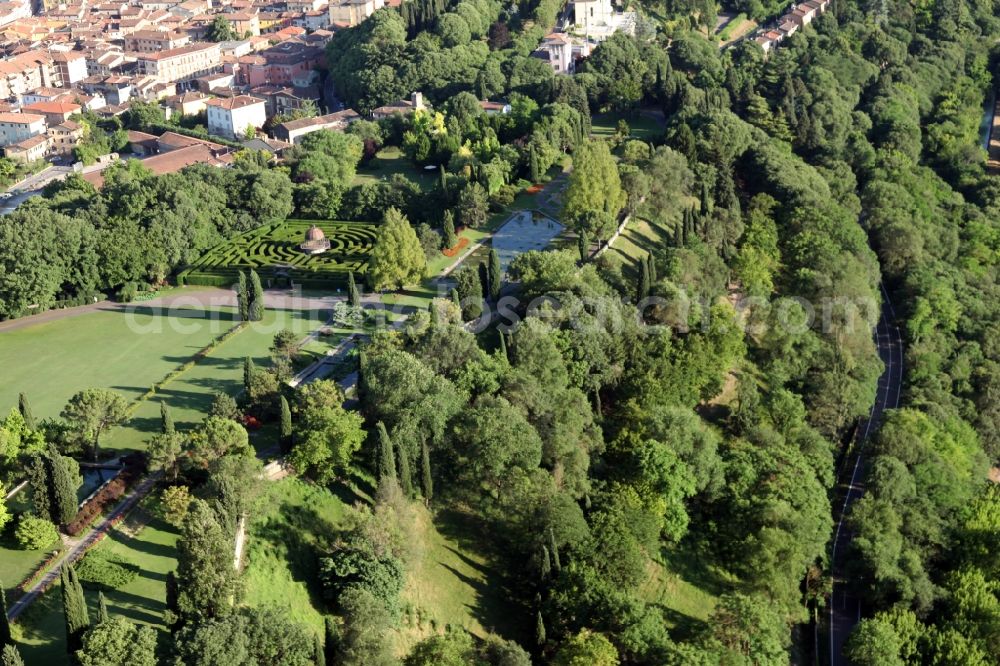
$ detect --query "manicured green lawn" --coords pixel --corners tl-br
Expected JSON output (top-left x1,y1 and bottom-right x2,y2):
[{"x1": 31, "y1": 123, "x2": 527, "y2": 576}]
[
  {"x1": 0, "y1": 533, "x2": 59, "y2": 600},
  {"x1": 354, "y1": 146, "x2": 437, "y2": 192},
  {"x1": 104, "y1": 307, "x2": 329, "y2": 453},
  {"x1": 12, "y1": 502, "x2": 179, "y2": 665},
  {"x1": 242, "y1": 478, "x2": 347, "y2": 636},
  {"x1": 591, "y1": 111, "x2": 665, "y2": 142},
  {"x1": 0, "y1": 306, "x2": 236, "y2": 423}
]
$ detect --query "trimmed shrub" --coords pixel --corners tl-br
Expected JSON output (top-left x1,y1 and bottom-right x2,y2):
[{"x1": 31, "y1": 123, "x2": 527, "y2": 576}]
[
  {"x1": 76, "y1": 549, "x2": 139, "y2": 590},
  {"x1": 15, "y1": 515, "x2": 59, "y2": 550}
]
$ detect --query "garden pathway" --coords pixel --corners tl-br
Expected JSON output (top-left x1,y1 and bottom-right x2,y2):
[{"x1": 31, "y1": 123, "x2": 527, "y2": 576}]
[{"x1": 6, "y1": 472, "x2": 161, "y2": 622}]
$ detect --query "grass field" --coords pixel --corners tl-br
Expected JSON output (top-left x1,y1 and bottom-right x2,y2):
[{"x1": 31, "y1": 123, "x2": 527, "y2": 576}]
[
  {"x1": 354, "y1": 146, "x2": 438, "y2": 192},
  {"x1": 242, "y1": 478, "x2": 347, "y2": 636},
  {"x1": 592, "y1": 112, "x2": 665, "y2": 142},
  {"x1": 0, "y1": 306, "x2": 236, "y2": 422},
  {"x1": 13, "y1": 502, "x2": 180, "y2": 665}
]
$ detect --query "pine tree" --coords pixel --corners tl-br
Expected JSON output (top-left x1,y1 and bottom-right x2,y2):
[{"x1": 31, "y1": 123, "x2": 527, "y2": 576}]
[
  {"x1": 420, "y1": 439, "x2": 433, "y2": 502},
  {"x1": 395, "y1": 439, "x2": 413, "y2": 497},
  {"x1": 97, "y1": 591, "x2": 109, "y2": 625},
  {"x1": 636, "y1": 258, "x2": 650, "y2": 302},
  {"x1": 243, "y1": 357, "x2": 255, "y2": 396},
  {"x1": 549, "y1": 527, "x2": 561, "y2": 572},
  {"x1": 61, "y1": 564, "x2": 89, "y2": 652},
  {"x1": 314, "y1": 633, "x2": 325, "y2": 666},
  {"x1": 488, "y1": 248, "x2": 502, "y2": 300},
  {"x1": 1, "y1": 645, "x2": 24, "y2": 666},
  {"x1": 279, "y1": 395, "x2": 292, "y2": 449},
  {"x1": 17, "y1": 393, "x2": 34, "y2": 431},
  {"x1": 176, "y1": 500, "x2": 239, "y2": 620},
  {"x1": 375, "y1": 422, "x2": 396, "y2": 483},
  {"x1": 49, "y1": 447, "x2": 78, "y2": 525},
  {"x1": 442, "y1": 211, "x2": 457, "y2": 249},
  {"x1": 0, "y1": 581, "x2": 11, "y2": 647},
  {"x1": 347, "y1": 271, "x2": 361, "y2": 308},
  {"x1": 160, "y1": 401, "x2": 174, "y2": 435},
  {"x1": 237, "y1": 272, "x2": 250, "y2": 321},
  {"x1": 27, "y1": 455, "x2": 50, "y2": 522},
  {"x1": 535, "y1": 611, "x2": 546, "y2": 646},
  {"x1": 249, "y1": 269, "x2": 264, "y2": 321}
]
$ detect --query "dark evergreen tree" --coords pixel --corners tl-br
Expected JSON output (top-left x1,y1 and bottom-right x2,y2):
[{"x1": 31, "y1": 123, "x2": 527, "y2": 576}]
[
  {"x1": 647, "y1": 253, "x2": 657, "y2": 283},
  {"x1": 237, "y1": 271, "x2": 250, "y2": 321},
  {"x1": 578, "y1": 231, "x2": 589, "y2": 263},
  {"x1": 347, "y1": 271, "x2": 361, "y2": 308},
  {"x1": 324, "y1": 616, "x2": 339, "y2": 664},
  {"x1": 61, "y1": 564, "x2": 89, "y2": 652},
  {"x1": 540, "y1": 545, "x2": 551, "y2": 580},
  {"x1": 49, "y1": 447, "x2": 78, "y2": 525},
  {"x1": 428, "y1": 301, "x2": 439, "y2": 327},
  {"x1": 279, "y1": 395, "x2": 292, "y2": 449},
  {"x1": 160, "y1": 401, "x2": 174, "y2": 435},
  {"x1": 549, "y1": 527, "x2": 561, "y2": 572},
  {"x1": 443, "y1": 211, "x2": 457, "y2": 249},
  {"x1": 395, "y1": 439, "x2": 413, "y2": 497},
  {"x1": 97, "y1": 591, "x2": 109, "y2": 625},
  {"x1": 450, "y1": 287, "x2": 461, "y2": 310},
  {"x1": 488, "y1": 248, "x2": 502, "y2": 300},
  {"x1": 636, "y1": 258, "x2": 650, "y2": 302},
  {"x1": 478, "y1": 263, "x2": 491, "y2": 303},
  {"x1": 498, "y1": 332, "x2": 508, "y2": 362},
  {"x1": 0, "y1": 582, "x2": 11, "y2": 648},
  {"x1": 438, "y1": 164, "x2": 448, "y2": 198},
  {"x1": 17, "y1": 393, "x2": 34, "y2": 431},
  {"x1": 420, "y1": 439, "x2": 433, "y2": 502},
  {"x1": 243, "y1": 357, "x2": 255, "y2": 396},
  {"x1": 27, "y1": 455, "x2": 50, "y2": 521},
  {"x1": 535, "y1": 611, "x2": 546, "y2": 646},
  {"x1": 375, "y1": 422, "x2": 396, "y2": 483},
  {"x1": 248, "y1": 269, "x2": 264, "y2": 321},
  {"x1": 700, "y1": 179, "x2": 712, "y2": 215}
]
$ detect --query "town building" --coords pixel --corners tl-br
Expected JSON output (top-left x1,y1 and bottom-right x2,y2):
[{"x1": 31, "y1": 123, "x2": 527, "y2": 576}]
[
  {"x1": 272, "y1": 108, "x2": 360, "y2": 144},
  {"x1": 372, "y1": 92, "x2": 426, "y2": 120},
  {"x1": 22, "y1": 100, "x2": 81, "y2": 126},
  {"x1": 328, "y1": 0, "x2": 383, "y2": 28},
  {"x1": 125, "y1": 29, "x2": 191, "y2": 52},
  {"x1": 5, "y1": 133, "x2": 49, "y2": 162},
  {"x1": 47, "y1": 119, "x2": 84, "y2": 156},
  {"x1": 135, "y1": 42, "x2": 221, "y2": 83},
  {"x1": 205, "y1": 94, "x2": 266, "y2": 139},
  {"x1": 0, "y1": 112, "x2": 45, "y2": 146}
]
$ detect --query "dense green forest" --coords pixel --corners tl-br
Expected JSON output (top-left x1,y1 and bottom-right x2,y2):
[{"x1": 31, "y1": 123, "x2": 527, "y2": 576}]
[{"x1": 0, "y1": 0, "x2": 998, "y2": 662}]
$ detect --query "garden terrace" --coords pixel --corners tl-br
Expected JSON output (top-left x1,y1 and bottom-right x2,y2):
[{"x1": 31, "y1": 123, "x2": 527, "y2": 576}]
[{"x1": 178, "y1": 219, "x2": 377, "y2": 289}]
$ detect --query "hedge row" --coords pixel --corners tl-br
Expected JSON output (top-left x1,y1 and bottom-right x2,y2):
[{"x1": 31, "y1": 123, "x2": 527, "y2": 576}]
[{"x1": 65, "y1": 457, "x2": 144, "y2": 537}]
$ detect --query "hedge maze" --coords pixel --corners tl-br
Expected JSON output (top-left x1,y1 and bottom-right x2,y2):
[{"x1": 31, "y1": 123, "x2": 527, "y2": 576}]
[{"x1": 179, "y1": 220, "x2": 377, "y2": 288}]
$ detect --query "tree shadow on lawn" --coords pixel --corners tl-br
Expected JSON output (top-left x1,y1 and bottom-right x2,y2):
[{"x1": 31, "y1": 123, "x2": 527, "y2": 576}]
[
  {"x1": 100, "y1": 305, "x2": 242, "y2": 322},
  {"x1": 659, "y1": 539, "x2": 733, "y2": 600},
  {"x1": 653, "y1": 603, "x2": 710, "y2": 642},
  {"x1": 106, "y1": 526, "x2": 177, "y2": 560},
  {"x1": 99, "y1": 588, "x2": 166, "y2": 627}
]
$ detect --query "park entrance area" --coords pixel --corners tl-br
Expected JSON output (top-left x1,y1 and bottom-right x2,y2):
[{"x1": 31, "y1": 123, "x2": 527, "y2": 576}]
[{"x1": 178, "y1": 219, "x2": 377, "y2": 289}]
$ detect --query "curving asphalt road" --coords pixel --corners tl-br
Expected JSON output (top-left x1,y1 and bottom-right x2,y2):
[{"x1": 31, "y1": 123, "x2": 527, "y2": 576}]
[{"x1": 828, "y1": 282, "x2": 904, "y2": 664}]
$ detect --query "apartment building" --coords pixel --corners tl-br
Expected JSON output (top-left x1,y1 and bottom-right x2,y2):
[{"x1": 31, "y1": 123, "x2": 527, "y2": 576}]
[
  {"x1": 206, "y1": 94, "x2": 266, "y2": 139},
  {"x1": 328, "y1": 0, "x2": 383, "y2": 27},
  {"x1": 0, "y1": 51, "x2": 57, "y2": 99},
  {"x1": 22, "y1": 100, "x2": 81, "y2": 126},
  {"x1": 47, "y1": 119, "x2": 84, "y2": 156},
  {"x1": 5, "y1": 134, "x2": 49, "y2": 162},
  {"x1": 0, "y1": 112, "x2": 45, "y2": 147},
  {"x1": 51, "y1": 51, "x2": 88, "y2": 87},
  {"x1": 125, "y1": 29, "x2": 191, "y2": 53},
  {"x1": 136, "y1": 42, "x2": 222, "y2": 83}
]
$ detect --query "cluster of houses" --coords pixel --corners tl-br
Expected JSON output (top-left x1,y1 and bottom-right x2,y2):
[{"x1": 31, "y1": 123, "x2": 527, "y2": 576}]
[
  {"x1": 753, "y1": 0, "x2": 831, "y2": 53},
  {"x1": 533, "y1": 0, "x2": 635, "y2": 74},
  {"x1": 0, "y1": 0, "x2": 409, "y2": 167}
]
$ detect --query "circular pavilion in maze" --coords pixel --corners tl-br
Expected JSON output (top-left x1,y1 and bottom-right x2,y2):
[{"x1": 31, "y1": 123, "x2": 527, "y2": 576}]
[{"x1": 180, "y1": 219, "x2": 378, "y2": 288}]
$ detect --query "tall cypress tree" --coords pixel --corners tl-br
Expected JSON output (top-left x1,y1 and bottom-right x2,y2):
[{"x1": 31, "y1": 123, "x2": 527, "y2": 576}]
[
  {"x1": 442, "y1": 211, "x2": 457, "y2": 249},
  {"x1": 636, "y1": 258, "x2": 650, "y2": 303},
  {"x1": 540, "y1": 545, "x2": 551, "y2": 580},
  {"x1": 450, "y1": 287, "x2": 461, "y2": 310},
  {"x1": 498, "y1": 331, "x2": 508, "y2": 362},
  {"x1": 428, "y1": 301, "x2": 439, "y2": 327},
  {"x1": 61, "y1": 564, "x2": 89, "y2": 652},
  {"x1": 535, "y1": 611, "x2": 546, "y2": 646},
  {"x1": 237, "y1": 272, "x2": 249, "y2": 321},
  {"x1": 549, "y1": 527, "x2": 561, "y2": 572},
  {"x1": 438, "y1": 164, "x2": 448, "y2": 198},
  {"x1": 49, "y1": 448, "x2": 78, "y2": 525},
  {"x1": 478, "y1": 263, "x2": 491, "y2": 304},
  {"x1": 160, "y1": 401, "x2": 174, "y2": 435},
  {"x1": 488, "y1": 248, "x2": 502, "y2": 300},
  {"x1": 0, "y1": 581, "x2": 11, "y2": 647},
  {"x1": 1, "y1": 645, "x2": 24, "y2": 666},
  {"x1": 96, "y1": 591, "x2": 109, "y2": 625},
  {"x1": 27, "y1": 455, "x2": 50, "y2": 521},
  {"x1": 243, "y1": 357, "x2": 255, "y2": 396},
  {"x1": 375, "y1": 422, "x2": 396, "y2": 483},
  {"x1": 647, "y1": 253, "x2": 657, "y2": 283},
  {"x1": 347, "y1": 271, "x2": 361, "y2": 308},
  {"x1": 395, "y1": 439, "x2": 413, "y2": 497},
  {"x1": 420, "y1": 439, "x2": 433, "y2": 502},
  {"x1": 279, "y1": 395, "x2": 292, "y2": 450},
  {"x1": 248, "y1": 269, "x2": 264, "y2": 322},
  {"x1": 577, "y1": 231, "x2": 589, "y2": 263},
  {"x1": 17, "y1": 393, "x2": 34, "y2": 431}
]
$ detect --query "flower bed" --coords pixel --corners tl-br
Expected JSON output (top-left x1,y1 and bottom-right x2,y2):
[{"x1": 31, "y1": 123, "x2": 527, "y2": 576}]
[
  {"x1": 525, "y1": 183, "x2": 544, "y2": 194},
  {"x1": 442, "y1": 237, "x2": 470, "y2": 258},
  {"x1": 64, "y1": 458, "x2": 144, "y2": 537}
]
